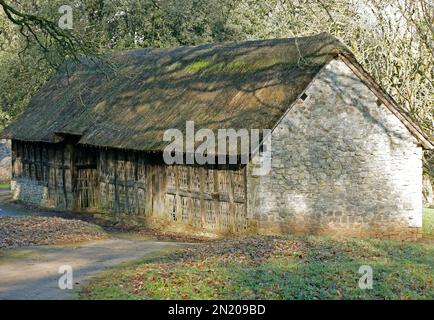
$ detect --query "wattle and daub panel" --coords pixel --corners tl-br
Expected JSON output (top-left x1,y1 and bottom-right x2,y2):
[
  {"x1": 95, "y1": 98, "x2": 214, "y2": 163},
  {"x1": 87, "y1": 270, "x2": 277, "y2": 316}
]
[
  {"x1": 12, "y1": 141, "x2": 248, "y2": 233},
  {"x1": 74, "y1": 147, "x2": 98, "y2": 210},
  {"x1": 98, "y1": 149, "x2": 147, "y2": 216},
  {"x1": 164, "y1": 165, "x2": 248, "y2": 233},
  {"x1": 12, "y1": 140, "x2": 73, "y2": 209}
]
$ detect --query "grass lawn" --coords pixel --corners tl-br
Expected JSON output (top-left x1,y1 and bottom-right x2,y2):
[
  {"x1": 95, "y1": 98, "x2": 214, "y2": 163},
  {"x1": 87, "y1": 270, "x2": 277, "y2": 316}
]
[
  {"x1": 0, "y1": 182, "x2": 10, "y2": 190},
  {"x1": 81, "y1": 209, "x2": 434, "y2": 300}
]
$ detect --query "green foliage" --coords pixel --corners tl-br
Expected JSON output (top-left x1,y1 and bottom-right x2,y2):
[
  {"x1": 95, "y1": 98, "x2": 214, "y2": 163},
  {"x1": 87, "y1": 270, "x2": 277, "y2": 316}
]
[
  {"x1": 0, "y1": 182, "x2": 10, "y2": 189},
  {"x1": 0, "y1": 50, "x2": 53, "y2": 129}
]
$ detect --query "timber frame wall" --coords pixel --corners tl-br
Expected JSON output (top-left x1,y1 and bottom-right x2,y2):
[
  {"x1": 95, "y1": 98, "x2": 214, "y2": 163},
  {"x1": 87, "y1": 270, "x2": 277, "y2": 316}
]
[
  {"x1": 11, "y1": 140, "x2": 74, "y2": 209},
  {"x1": 11, "y1": 140, "x2": 248, "y2": 234}
]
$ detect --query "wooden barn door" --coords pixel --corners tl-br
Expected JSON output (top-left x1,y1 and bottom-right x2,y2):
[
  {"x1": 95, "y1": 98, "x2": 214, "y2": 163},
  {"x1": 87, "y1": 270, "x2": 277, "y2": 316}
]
[{"x1": 73, "y1": 147, "x2": 99, "y2": 211}]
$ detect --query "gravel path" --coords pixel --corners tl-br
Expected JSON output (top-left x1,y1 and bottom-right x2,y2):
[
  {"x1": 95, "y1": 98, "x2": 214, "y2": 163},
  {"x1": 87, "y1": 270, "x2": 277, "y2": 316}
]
[{"x1": 0, "y1": 239, "x2": 184, "y2": 300}]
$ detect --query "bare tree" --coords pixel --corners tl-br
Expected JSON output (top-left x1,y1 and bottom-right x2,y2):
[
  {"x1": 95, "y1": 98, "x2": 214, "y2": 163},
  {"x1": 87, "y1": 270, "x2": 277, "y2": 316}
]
[{"x1": 0, "y1": 0, "x2": 95, "y2": 67}]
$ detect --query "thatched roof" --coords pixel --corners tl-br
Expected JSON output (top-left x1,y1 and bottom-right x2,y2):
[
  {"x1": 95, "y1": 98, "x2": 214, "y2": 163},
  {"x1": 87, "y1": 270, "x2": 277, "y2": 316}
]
[{"x1": 2, "y1": 32, "x2": 432, "y2": 151}]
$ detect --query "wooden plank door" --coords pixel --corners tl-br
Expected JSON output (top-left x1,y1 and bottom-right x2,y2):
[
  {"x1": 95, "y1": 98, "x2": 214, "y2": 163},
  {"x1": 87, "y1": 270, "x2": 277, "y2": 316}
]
[
  {"x1": 76, "y1": 168, "x2": 98, "y2": 209},
  {"x1": 73, "y1": 147, "x2": 99, "y2": 211}
]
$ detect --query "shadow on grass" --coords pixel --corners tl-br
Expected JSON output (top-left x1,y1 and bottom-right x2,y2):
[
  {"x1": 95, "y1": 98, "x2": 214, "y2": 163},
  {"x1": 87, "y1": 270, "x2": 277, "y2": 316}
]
[
  {"x1": 223, "y1": 237, "x2": 434, "y2": 299},
  {"x1": 81, "y1": 235, "x2": 434, "y2": 300}
]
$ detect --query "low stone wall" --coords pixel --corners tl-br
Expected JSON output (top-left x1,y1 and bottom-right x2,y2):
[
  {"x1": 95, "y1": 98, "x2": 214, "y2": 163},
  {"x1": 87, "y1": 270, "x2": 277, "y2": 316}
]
[
  {"x1": 255, "y1": 219, "x2": 422, "y2": 241},
  {"x1": 11, "y1": 178, "x2": 51, "y2": 208}
]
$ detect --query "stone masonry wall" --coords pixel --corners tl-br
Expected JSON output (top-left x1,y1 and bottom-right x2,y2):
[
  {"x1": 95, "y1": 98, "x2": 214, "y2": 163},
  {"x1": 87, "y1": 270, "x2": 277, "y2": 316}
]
[
  {"x1": 11, "y1": 178, "x2": 50, "y2": 207},
  {"x1": 247, "y1": 58, "x2": 423, "y2": 240}
]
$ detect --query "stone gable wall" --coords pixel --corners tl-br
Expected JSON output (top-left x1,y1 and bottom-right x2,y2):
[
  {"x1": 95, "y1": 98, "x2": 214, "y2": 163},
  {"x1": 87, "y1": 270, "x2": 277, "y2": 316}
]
[{"x1": 247, "y1": 58, "x2": 423, "y2": 240}]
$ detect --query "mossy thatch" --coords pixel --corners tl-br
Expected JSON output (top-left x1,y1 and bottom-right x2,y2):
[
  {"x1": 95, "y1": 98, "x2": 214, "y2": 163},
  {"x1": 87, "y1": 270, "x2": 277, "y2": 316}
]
[{"x1": 2, "y1": 33, "x2": 352, "y2": 151}]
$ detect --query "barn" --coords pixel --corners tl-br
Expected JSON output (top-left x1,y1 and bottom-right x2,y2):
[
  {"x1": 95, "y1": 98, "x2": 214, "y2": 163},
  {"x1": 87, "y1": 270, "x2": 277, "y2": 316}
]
[{"x1": 1, "y1": 33, "x2": 432, "y2": 240}]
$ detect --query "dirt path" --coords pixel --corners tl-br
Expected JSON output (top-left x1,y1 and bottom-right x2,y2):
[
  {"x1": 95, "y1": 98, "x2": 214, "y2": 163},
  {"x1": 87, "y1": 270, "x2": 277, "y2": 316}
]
[
  {"x1": 0, "y1": 191, "x2": 193, "y2": 300},
  {"x1": 0, "y1": 190, "x2": 28, "y2": 217},
  {"x1": 0, "y1": 239, "x2": 184, "y2": 300}
]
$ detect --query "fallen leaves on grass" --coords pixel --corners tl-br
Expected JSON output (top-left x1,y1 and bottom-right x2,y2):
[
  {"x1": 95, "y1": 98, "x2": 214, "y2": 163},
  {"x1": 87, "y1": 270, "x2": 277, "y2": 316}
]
[
  {"x1": 125, "y1": 237, "x2": 305, "y2": 299},
  {"x1": 0, "y1": 216, "x2": 108, "y2": 250},
  {"x1": 81, "y1": 235, "x2": 434, "y2": 300}
]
